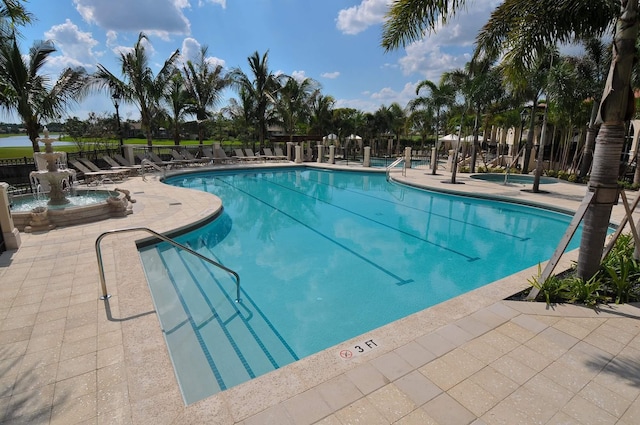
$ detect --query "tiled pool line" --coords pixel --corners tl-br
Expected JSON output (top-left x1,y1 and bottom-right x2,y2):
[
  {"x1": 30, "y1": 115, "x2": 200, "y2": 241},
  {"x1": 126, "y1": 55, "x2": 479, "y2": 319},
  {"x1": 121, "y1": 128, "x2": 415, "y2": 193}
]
[{"x1": 1, "y1": 164, "x2": 640, "y2": 424}]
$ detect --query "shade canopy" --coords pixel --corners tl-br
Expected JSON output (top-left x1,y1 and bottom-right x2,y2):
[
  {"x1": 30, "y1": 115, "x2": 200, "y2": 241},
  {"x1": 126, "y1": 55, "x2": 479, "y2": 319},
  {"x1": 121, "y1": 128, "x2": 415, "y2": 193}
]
[
  {"x1": 438, "y1": 134, "x2": 459, "y2": 142},
  {"x1": 323, "y1": 133, "x2": 338, "y2": 141}
]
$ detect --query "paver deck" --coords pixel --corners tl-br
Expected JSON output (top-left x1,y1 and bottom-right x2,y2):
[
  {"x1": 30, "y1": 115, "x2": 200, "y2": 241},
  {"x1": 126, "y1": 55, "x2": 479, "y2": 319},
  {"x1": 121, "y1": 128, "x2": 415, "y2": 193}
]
[{"x1": 1, "y1": 163, "x2": 639, "y2": 424}]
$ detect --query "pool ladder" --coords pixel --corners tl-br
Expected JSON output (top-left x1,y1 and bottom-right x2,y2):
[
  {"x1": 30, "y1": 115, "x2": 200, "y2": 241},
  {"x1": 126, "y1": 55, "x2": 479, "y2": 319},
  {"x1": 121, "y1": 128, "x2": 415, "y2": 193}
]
[
  {"x1": 385, "y1": 157, "x2": 406, "y2": 181},
  {"x1": 95, "y1": 227, "x2": 241, "y2": 302}
]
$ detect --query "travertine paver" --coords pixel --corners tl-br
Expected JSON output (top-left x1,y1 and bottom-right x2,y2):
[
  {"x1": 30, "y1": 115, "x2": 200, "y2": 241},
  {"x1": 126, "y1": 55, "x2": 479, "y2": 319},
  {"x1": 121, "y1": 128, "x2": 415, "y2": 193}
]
[{"x1": 1, "y1": 164, "x2": 640, "y2": 424}]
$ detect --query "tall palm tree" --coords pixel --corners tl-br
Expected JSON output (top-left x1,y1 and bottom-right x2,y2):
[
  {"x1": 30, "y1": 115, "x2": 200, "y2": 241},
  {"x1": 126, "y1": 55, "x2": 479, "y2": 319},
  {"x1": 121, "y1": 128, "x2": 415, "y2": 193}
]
[
  {"x1": 0, "y1": 0, "x2": 31, "y2": 37},
  {"x1": 382, "y1": 0, "x2": 638, "y2": 280},
  {"x1": 0, "y1": 37, "x2": 88, "y2": 152},
  {"x1": 223, "y1": 87, "x2": 256, "y2": 143},
  {"x1": 230, "y1": 51, "x2": 283, "y2": 150},
  {"x1": 93, "y1": 33, "x2": 179, "y2": 146},
  {"x1": 309, "y1": 92, "x2": 335, "y2": 137},
  {"x1": 576, "y1": 37, "x2": 610, "y2": 179},
  {"x1": 275, "y1": 76, "x2": 318, "y2": 143},
  {"x1": 182, "y1": 45, "x2": 230, "y2": 144},
  {"x1": 163, "y1": 70, "x2": 191, "y2": 145},
  {"x1": 408, "y1": 78, "x2": 455, "y2": 160}
]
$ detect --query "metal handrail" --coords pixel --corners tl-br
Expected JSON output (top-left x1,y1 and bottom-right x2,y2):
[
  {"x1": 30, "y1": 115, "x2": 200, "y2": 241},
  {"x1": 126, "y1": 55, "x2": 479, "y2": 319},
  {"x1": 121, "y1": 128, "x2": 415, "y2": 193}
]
[
  {"x1": 95, "y1": 227, "x2": 241, "y2": 302},
  {"x1": 385, "y1": 157, "x2": 404, "y2": 181},
  {"x1": 140, "y1": 158, "x2": 167, "y2": 181}
]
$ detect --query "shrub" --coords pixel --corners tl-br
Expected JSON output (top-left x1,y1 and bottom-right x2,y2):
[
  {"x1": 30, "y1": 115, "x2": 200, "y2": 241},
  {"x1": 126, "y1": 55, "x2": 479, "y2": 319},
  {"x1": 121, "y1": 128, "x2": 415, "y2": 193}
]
[
  {"x1": 598, "y1": 233, "x2": 640, "y2": 303},
  {"x1": 528, "y1": 266, "x2": 571, "y2": 305}
]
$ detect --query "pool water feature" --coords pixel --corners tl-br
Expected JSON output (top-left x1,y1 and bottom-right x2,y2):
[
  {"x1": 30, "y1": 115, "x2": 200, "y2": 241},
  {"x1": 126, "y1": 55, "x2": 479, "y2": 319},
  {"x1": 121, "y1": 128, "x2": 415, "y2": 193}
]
[
  {"x1": 10, "y1": 189, "x2": 131, "y2": 231},
  {"x1": 140, "y1": 168, "x2": 583, "y2": 404},
  {"x1": 10, "y1": 190, "x2": 116, "y2": 212}
]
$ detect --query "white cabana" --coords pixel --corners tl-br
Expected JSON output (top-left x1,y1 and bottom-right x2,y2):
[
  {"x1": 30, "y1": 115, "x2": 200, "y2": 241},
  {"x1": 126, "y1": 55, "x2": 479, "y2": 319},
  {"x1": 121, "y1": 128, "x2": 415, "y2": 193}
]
[
  {"x1": 323, "y1": 133, "x2": 338, "y2": 145},
  {"x1": 347, "y1": 134, "x2": 363, "y2": 151},
  {"x1": 438, "y1": 133, "x2": 459, "y2": 150},
  {"x1": 463, "y1": 135, "x2": 484, "y2": 142}
]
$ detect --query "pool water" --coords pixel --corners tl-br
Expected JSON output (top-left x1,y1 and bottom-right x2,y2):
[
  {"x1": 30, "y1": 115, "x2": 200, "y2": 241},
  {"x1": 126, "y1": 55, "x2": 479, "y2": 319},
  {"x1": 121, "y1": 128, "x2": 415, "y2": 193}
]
[
  {"x1": 470, "y1": 173, "x2": 557, "y2": 185},
  {"x1": 140, "y1": 167, "x2": 582, "y2": 404},
  {"x1": 9, "y1": 190, "x2": 116, "y2": 211}
]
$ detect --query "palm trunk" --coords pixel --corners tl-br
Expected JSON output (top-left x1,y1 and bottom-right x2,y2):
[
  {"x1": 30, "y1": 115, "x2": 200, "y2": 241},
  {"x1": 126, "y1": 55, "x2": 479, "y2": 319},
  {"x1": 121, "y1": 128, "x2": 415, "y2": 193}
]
[
  {"x1": 577, "y1": 0, "x2": 638, "y2": 280},
  {"x1": 470, "y1": 109, "x2": 480, "y2": 173},
  {"x1": 522, "y1": 100, "x2": 537, "y2": 174},
  {"x1": 532, "y1": 105, "x2": 549, "y2": 192},
  {"x1": 578, "y1": 101, "x2": 600, "y2": 178}
]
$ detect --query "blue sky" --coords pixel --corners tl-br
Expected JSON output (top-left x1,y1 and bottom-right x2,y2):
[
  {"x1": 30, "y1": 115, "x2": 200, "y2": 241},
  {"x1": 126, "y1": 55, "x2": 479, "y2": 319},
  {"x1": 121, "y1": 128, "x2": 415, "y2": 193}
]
[{"x1": 14, "y1": 0, "x2": 501, "y2": 122}]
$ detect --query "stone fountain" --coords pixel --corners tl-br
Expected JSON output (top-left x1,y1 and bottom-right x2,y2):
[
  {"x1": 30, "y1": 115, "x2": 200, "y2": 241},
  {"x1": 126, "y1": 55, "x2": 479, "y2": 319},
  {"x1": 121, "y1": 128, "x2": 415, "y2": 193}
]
[{"x1": 30, "y1": 127, "x2": 75, "y2": 206}]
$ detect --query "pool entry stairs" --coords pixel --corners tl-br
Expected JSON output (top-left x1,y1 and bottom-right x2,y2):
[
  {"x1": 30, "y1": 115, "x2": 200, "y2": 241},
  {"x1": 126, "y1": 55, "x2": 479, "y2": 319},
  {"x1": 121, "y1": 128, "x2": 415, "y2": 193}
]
[{"x1": 139, "y1": 243, "x2": 298, "y2": 404}]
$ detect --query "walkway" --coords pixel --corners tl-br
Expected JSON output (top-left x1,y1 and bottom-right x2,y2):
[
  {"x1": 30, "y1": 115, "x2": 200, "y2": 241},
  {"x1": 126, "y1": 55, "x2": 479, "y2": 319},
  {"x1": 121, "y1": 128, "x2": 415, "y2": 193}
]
[{"x1": 0, "y1": 163, "x2": 639, "y2": 424}]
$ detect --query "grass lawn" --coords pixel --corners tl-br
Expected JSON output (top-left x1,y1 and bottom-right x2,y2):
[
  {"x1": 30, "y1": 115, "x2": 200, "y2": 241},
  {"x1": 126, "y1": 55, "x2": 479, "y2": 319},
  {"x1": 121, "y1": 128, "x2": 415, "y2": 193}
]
[{"x1": 0, "y1": 137, "x2": 243, "y2": 160}]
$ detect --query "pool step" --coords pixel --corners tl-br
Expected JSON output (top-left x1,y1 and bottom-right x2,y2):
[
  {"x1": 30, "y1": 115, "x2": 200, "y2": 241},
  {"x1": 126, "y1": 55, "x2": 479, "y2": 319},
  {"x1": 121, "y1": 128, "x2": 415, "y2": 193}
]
[{"x1": 140, "y1": 245, "x2": 297, "y2": 404}]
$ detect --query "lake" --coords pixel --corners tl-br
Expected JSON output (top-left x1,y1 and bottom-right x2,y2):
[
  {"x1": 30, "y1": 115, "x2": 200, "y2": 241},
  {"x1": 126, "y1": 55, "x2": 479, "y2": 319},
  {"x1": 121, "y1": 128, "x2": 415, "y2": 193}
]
[{"x1": 0, "y1": 134, "x2": 75, "y2": 148}]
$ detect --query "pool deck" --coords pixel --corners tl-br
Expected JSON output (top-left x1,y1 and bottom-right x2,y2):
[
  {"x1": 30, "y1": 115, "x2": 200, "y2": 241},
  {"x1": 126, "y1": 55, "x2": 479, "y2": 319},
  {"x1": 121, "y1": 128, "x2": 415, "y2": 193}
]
[{"x1": 1, "y1": 162, "x2": 640, "y2": 425}]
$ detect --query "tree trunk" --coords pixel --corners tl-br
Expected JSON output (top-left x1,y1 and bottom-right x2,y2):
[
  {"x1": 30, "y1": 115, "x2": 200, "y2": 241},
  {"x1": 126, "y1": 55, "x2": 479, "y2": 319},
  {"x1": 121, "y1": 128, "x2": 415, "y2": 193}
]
[
  {"x1": 470, "y1": 110, "x2": 480, "y2": 173},
  {"x1": 577, "y1": 0, "x2": 638, "y2": 280},
  {"x1": 579, "y1": 101, "x2": 600, "y2": 178},
  {"x1": 522, "y1": 106, "x2": 536, "y2": 174}
]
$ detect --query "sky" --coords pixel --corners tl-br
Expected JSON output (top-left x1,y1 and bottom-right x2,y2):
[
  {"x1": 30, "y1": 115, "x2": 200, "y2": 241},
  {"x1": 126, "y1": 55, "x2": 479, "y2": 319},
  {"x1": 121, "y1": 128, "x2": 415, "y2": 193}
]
[{"x1": 13, "y1": 0, "x2": 503, "y2": 123}]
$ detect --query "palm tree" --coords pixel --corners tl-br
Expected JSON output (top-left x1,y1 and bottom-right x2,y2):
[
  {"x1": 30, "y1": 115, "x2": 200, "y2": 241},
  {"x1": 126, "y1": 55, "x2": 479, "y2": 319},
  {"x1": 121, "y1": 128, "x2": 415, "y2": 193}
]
[
  {"x1": 408, "y1": 78, "x2": 455, "y2": 167},
  {"x1": 0, "y1": 37, "x2": 88, "y2": 152},
  {"x1": 575, "y1": 37, "x2": 610, "y2": 179},
  {"x1": 275, "y1": 76, "x2": 318, "y2": 143},
  {"x1": 309, "y1": 92, "x2": 335, "y2": 137},
  {"x1": 382, "y1": 0, "x2": 638, "y2": 280},
  {"x1": 182, "y1": 45, "x2": 231, "y2": 145},
  {"x1": 0, "y1": 0, "x2": 31, "y2": 35},
  {"x1": 223, "y1": 87, "x2": 256, "y2": 143},
  {"x1": 163, "y1": 70, "x2": 191, "y2": 145},
  {"x1": 230, "y1": 51, "x2": 284, "y2": 150},
  {"x1": 93, "y1": 33, "x2": 179, "y2": 146}
]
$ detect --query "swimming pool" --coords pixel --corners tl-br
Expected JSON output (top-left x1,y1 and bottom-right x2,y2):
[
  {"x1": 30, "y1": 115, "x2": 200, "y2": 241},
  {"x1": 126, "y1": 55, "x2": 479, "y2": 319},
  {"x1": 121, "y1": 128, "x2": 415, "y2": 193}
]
[
  {"x1": 470, "y1": 173, "x2": 557, "y2": 185},
  {"x1": 140, "y1": 167, "x2": 581, "y2": 404}
]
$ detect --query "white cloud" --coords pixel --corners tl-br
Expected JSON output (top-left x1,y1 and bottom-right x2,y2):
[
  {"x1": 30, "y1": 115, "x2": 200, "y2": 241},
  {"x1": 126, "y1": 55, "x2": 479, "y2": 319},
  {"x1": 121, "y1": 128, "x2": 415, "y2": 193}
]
[
  {"x1": 395, "y1": 0, "x2": 499, "y2": 81},
  {"x1": 73, "y1": 0, "x2": 191, "y2": 39},
  {"x1": 198, "y1": 0, "x2": 226, "y2": 8},
  {"x1": 335, "y1": 82, "x2": 417, "y2": 112},
  {"x1": 399, "y1": 41, "x2": 470, "y2": 80},
  {"x1": 180, "y1": 37, "x2": 226, "y2": 68},
  {"x1": 291, "y1": 70, "x2": 307, "y2": 82},
  {"x1": 321, "y1": 71, "x2": 340, "y2": 79},
  {"x1": 44, "y1": 19, "x2": 99, "y2": 67},
  {"x1": 370, "y1": 82, "x2": 416, "y2": 105},
  {"x1": 336, "y1": 0, "x2": 390, "y2": 35}
]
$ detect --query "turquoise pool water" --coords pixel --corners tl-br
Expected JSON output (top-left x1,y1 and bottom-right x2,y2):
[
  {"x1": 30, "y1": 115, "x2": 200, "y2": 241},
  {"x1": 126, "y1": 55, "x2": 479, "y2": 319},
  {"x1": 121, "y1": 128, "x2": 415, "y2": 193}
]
[
  {"x1": 470, "y1": 173, "x2": 557, "y2": 185},
  {"x1": 140, "y1": 167, "x2": 581, "y2": 404}
]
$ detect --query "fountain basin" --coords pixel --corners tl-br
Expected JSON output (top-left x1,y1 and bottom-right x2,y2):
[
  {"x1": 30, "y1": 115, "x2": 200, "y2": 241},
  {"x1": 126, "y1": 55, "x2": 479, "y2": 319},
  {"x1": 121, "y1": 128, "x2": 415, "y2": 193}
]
[{"x1": 10, "y1": 190, "x2": 132, "y2": 232}]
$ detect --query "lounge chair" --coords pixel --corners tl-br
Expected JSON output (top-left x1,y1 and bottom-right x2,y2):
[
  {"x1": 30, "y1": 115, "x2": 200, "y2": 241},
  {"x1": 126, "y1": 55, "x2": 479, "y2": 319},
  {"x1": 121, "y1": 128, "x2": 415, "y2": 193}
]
[
  {"x1": 113, "y1": 154, "x2": 136, "y2": 167},
  {"x1": 103, "y1": 156, "x2": 141, "y2": 175},
  {"x1": 263, "y1": 147, "x2": 287, "y2": 161},
  {"x1": 137, "y1": 152, "x2": 176, "y2": 168},
  {"x1": 169, "y1": 150, "x2": 195, "y2": 166},
  {"x1": 181, "y1": 149, "x2": 211, "y2": 165},
  {"x1": 244, "y1": 149, "x2": 264, "y2": 162},
  {"x1": 209, "y1": 148, "x2": 235, "y2": 164},
  {"x1": 274, "y1": 147, "x2": 289, "y2": 161},
  {"x1": 78, "y1": 158, "x2": 129, "y2": 180},
  {"x1": 233, "y1": 148, "x2": 255, "y2": 162},
  {"x1": 69, "y1": 159, "x2": 124, "y2": 184}
]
